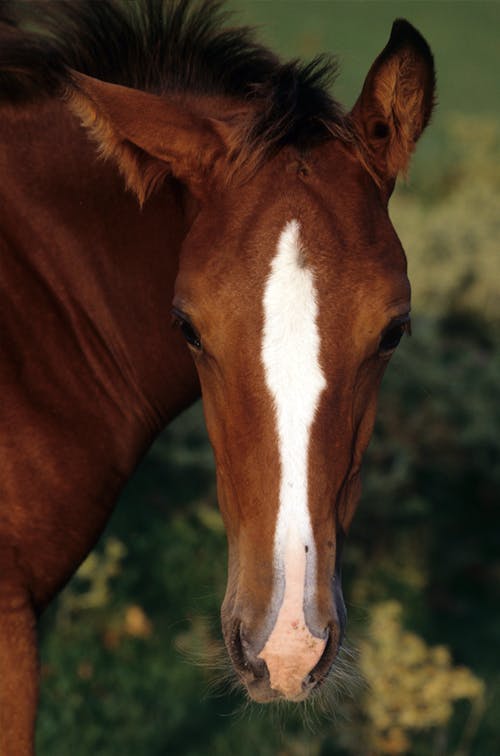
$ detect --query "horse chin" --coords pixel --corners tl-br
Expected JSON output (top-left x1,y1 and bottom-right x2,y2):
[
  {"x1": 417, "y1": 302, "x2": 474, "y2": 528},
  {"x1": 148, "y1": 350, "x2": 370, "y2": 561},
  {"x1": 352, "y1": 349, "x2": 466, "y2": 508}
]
[{"x1": 246, "y1": 680, "x2": 309, "y2": 703}]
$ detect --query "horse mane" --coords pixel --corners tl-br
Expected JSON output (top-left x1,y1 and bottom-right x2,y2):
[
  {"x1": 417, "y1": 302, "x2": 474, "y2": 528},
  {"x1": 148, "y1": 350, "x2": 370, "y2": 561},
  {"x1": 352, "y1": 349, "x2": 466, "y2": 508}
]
[{"x1": 0, "y1": 0, "x2": 351, "y2": 173}]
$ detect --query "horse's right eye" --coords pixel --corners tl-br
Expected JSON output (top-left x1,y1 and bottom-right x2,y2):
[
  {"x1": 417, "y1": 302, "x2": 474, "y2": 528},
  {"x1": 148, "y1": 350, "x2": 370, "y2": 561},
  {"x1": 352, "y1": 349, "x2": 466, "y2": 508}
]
[{"x1": 172, "y1": 309, "x2": 202, "y2": 350}]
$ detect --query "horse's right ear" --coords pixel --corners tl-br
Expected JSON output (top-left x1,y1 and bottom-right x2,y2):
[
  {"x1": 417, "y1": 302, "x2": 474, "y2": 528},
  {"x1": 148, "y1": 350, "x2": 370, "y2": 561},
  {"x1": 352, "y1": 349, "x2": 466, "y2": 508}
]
[
  {"x1": 350, "y1": 19, "x2": 435, "y2": 192},
  {"x1": 67, "y1": 72, "x2": 229, "y2": 204}
]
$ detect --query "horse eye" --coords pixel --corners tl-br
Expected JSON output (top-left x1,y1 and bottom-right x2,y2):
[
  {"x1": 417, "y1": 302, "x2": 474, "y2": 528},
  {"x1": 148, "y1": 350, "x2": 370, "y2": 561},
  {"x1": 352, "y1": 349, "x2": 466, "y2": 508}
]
[
  {"x1": 379, "y1": 320, "x2": 409, "y2": 354},
  {"x1": 180, "y1": 320, "x2": 201, "y2": 349},
  {"x1": 172, "y1": 309, "x2": 202, "y2": 350}
]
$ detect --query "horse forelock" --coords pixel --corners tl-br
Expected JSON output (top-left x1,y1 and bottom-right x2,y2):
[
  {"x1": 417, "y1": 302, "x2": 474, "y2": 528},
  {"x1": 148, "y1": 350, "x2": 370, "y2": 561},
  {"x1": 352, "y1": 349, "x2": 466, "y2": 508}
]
[{"x1": 0, "y1": 0, "x2": 353, "y2": 177}]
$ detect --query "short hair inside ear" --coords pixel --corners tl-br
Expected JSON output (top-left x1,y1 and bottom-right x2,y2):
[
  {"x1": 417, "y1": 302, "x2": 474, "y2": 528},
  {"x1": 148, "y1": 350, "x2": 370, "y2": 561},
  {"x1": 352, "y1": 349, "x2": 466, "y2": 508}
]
[{"x1": 350, "y1": 19, "x2": 436, "y2": 186}]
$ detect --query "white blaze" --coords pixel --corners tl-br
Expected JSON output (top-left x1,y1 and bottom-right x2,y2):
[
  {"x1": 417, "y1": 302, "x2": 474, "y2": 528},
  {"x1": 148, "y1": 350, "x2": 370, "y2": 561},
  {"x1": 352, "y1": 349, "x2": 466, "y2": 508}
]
[{"x1": 259, "y1": 219, "x2": 327, "y2": 698}]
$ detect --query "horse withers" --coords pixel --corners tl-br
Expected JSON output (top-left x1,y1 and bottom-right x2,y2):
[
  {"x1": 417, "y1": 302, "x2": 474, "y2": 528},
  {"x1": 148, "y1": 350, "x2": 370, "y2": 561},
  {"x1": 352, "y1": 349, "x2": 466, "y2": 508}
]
[{"x1": 0, "y1": 1, "x2": 435, "y2": 751}]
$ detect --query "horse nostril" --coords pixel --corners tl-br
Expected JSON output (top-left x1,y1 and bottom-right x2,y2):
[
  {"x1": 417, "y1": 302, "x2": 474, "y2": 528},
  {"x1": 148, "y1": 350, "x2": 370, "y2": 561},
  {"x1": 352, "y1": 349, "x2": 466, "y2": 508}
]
[
  {"x1": 307, "y1": 625, "x2": 337, "y2": 686},
  {"x1": 238, "y1": 626, "x2": 268, "y2": 680},
  {"x1": 302, "y1": 672, "x2": 314, "y2": 689},
  {"x1": 228, "y1": 620, "x2": 246, "y2": 670}
]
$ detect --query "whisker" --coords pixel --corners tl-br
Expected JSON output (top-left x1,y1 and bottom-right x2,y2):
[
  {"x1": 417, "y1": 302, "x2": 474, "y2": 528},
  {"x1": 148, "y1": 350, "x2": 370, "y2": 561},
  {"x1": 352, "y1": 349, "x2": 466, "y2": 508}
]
[{"x1": 176, "y1": 615, "x2": 364, "y2": 732}]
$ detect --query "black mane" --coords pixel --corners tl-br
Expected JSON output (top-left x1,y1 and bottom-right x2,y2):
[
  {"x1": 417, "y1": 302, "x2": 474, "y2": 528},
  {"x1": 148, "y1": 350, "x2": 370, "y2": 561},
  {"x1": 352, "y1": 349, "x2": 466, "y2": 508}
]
[{"x1": 0, "y1": 0, "x2": 349, "y2": 163}]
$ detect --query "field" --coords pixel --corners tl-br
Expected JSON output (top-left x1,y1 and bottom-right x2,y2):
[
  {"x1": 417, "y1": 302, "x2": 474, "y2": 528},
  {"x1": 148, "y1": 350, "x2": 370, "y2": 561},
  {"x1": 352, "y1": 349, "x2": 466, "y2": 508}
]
[{"x1": 37, "y1": 3, "x2": 500, "y2": 755}]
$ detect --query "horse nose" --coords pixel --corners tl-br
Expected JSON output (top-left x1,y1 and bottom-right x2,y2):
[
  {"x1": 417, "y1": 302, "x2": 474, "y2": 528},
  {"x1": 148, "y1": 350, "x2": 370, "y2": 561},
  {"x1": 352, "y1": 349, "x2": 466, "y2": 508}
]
[
  {"x1": 258, "y1": 621, "x2": 329, "y2": 700},
  {"x1": 236, "y1": 623, "x2": 332, "y2": 702}
]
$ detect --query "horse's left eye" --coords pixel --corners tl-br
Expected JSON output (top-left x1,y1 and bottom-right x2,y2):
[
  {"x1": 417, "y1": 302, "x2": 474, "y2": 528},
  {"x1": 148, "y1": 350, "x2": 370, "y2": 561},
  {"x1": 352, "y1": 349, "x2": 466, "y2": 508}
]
[
  {"x1": 180, "y1": 320, "x2": 201, "y2": 349},
  {"x1": 379, "y1": 319, "x2": 410, "y2": 354},
  {"x1": 172, "y1": 309, "x2": 202, "y2": 350}
]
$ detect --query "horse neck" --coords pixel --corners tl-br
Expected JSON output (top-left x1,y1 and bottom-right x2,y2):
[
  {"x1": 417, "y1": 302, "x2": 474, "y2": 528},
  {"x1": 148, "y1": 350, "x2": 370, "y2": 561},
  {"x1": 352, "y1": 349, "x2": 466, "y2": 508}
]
[{"x1": 0, "y1": 99, "x2": 199, "y2": 479}]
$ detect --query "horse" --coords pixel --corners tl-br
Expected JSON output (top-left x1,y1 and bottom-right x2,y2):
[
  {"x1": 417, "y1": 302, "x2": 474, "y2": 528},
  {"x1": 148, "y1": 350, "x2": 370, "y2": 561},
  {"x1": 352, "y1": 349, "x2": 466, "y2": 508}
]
[{"x1": 0, "y1": 1, "x2": 435, "y2": 752}]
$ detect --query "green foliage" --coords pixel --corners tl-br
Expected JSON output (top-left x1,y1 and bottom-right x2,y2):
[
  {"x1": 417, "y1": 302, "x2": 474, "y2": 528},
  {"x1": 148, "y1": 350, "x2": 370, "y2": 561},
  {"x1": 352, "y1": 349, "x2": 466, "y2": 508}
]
[
  {"x1": 393, "y1": 116, "x2": 500, "y2": 321},
  {"x1": 359, "y1": 601, "x2": 484, "y2": 755}
]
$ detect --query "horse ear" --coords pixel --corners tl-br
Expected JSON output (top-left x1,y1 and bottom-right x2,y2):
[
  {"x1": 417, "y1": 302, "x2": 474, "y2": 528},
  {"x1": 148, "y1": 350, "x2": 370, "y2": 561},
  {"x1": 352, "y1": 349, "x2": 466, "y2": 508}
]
[
  {"x1": 350, "y1": 19, "x2": 435, "y2": 190},
  {"x1": 67, "y1": 72, "x2": 228, "y2": 204}
]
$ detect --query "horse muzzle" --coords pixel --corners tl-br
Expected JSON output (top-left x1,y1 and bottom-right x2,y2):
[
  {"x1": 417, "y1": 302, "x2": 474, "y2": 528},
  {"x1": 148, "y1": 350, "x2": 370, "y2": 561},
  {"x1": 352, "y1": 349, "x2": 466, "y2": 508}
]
[
  {"x1": 221, "y1": 524, "x2": 347, "y2": 701},
  {"x1": 225, "y1": 614, "x2": 342, "y2": 702}
]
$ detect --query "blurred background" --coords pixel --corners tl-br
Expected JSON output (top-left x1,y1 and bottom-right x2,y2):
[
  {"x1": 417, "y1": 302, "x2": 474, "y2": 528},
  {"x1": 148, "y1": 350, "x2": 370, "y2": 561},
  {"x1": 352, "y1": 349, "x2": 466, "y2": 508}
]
[{"x1": 37, "y1": 2, "x2": 500, "y2": 754}]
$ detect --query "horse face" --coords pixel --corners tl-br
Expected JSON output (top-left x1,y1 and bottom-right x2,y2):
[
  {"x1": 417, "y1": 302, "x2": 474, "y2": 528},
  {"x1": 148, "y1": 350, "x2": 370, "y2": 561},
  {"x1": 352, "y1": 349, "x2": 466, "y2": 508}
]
[
  {"x1": 173, "y1": 139, "x2": 411, "y2": 701},
  {"x1": 70, "y1": 17, "x2": 433, "y2": 703}
]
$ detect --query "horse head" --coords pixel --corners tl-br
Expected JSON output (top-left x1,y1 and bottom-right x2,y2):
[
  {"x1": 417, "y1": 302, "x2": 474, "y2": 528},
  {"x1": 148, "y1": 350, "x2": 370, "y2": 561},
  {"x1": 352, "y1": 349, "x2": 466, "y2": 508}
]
[{"x1": 69, "y1": 20, "x2": 434, "y2": 702}]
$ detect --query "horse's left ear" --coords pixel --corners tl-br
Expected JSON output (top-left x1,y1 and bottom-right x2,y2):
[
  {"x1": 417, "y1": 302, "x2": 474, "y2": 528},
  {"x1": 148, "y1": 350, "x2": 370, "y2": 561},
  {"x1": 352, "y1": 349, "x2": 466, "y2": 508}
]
[
  {"x1": 67, "y1": 72, "x2": 230, "y2": 205},
  {"x1": 350, "y1": 19, "x2": 435, "y2": 190}
]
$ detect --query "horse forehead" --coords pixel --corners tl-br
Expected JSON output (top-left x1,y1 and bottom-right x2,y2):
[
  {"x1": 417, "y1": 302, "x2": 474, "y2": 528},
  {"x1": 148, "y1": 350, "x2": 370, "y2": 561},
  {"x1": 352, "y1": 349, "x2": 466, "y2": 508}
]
[
  {"x1": 251, "y1": 183, "x2": 396, "y2": 280},
  {"x1": 179, "y1": 148, "x2": 403, "y2": 312},
  {"x1": 183, "y1": 216, "x2": 403, "y2": 337}
]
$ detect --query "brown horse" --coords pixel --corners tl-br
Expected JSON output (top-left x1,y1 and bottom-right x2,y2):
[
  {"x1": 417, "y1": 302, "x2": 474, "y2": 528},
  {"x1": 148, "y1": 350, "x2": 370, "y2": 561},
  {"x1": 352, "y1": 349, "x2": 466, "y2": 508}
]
[{"x1": 0, "y1": 1, "x2": 435, "y2": 752}]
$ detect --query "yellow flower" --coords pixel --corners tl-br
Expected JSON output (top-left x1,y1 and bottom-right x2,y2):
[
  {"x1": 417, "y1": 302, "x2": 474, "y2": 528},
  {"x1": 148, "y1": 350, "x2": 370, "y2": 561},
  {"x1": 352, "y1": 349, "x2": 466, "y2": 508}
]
[{"x1": 359, "y1": 600, "x2": 485, "y2": 755}]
